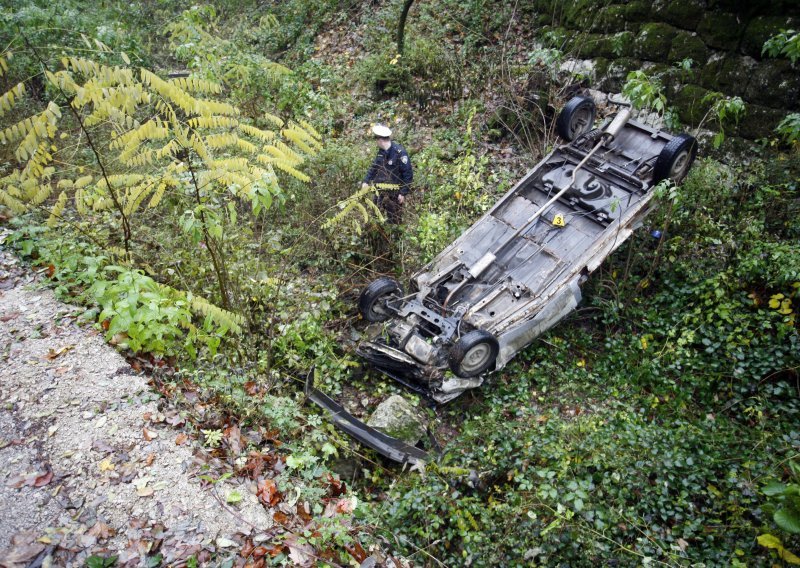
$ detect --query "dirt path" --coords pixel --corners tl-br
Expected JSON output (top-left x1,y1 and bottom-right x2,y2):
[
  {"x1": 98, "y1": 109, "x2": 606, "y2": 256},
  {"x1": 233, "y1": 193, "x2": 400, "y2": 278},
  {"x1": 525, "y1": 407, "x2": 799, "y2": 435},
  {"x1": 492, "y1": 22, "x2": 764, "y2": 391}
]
[{"x1": 0, "y1": 250, "x2": 272, "y2": 567}]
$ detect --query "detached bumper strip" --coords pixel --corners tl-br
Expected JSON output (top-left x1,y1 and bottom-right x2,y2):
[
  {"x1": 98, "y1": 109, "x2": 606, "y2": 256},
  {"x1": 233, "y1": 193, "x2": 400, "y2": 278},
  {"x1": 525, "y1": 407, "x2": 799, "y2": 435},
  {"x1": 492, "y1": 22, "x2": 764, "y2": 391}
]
[{"x1": 306, "y1": 388, "x2": 429, "y2": 466}]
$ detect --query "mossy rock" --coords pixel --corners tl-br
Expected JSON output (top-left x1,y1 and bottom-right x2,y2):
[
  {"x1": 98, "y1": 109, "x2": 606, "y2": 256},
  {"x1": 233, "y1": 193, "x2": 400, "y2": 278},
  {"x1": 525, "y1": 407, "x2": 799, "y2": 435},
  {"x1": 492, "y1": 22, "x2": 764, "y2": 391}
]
[
  {"x1": 634, "y1": 22, "x2": 679, "y2": 62},
  {"x1": 709, "y1": 0, "x2": 786, "y2": 16},
  {"x1": 737, "y1": 103, "x2": 786, "y2": 139},
  {"x1": 669, "y1": 31, "x2": 710, "y2": 65},
  {"x1": 655, "y1": 0, "x2": 705, "y2": 32},
  {"x1": 744, "y1": 59, "x2": 800, "y2": 109},
  {"x1": 624, "y1": 1, "x2": 652, "y2": 23},
  {"x1": 538, "y1": 25, "x2": 569, "y2": 49},
  {"x1": 697, "y1": 12, "x2": 743, "y2": 51},
  {"x1": 607, "y1": 30, "x2": 636, "y2": 58},
  {"x1": 592, "y1": 57, "x2": 611, "y2": 79},
  {"x1": 570, "y1": 33, "x2": 618, "y2": 59},
  {"x1": 589, "y1": 4, "x2": 628, "y2": 34},
  {"x1": 712, "y1": 55, "x2": 759, "y2": 97},
  {"x1": 366, "y1": 395, "x2": 426, "y2": 445},
  {"x1": 557, "y1": 0, "x2": 607, "y2": 28},
  {"x1": 671, "y1": 83, "x2": 713, "y2": 125},
  {"x1": 741, "y1": 15, "x2": 797, "y2": 58},
  {"x1": 595, "y1": 57, "x2": 640, "y2": 92}
]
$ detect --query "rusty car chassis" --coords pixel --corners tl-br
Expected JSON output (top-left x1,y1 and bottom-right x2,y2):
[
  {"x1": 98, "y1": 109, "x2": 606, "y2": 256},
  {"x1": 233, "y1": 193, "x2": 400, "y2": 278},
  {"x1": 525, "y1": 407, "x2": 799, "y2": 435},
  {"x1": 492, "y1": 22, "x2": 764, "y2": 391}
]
[{"x1": 306, "y1": 95, "x2": 698, "y2": 465}]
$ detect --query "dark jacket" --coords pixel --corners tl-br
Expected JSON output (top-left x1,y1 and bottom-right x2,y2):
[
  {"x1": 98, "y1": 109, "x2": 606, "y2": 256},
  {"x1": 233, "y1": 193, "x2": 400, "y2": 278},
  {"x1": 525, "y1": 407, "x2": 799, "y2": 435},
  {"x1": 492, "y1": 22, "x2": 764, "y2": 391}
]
[{"x1": 363, "y1": 141, "x2": 413, "y2": 195}]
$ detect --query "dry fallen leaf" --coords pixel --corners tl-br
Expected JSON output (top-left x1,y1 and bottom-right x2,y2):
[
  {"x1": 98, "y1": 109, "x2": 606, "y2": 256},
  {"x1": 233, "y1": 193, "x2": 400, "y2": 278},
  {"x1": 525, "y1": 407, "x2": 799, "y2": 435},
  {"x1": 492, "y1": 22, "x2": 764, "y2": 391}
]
[
  {"x1": 175, "y1": 433, "x2": 188, "y2": 446},
  {"x1": 144, "y1": 453, "x2": 155, "y2": 467},
  {"x1": 99, "y1": 458, "x2": 115, "y2": 472},
  {"x1": 45, "y1": 344, "x2": 74, "y2": 360},
  {"x1": 256, "y1": 479, "x2": 281, "y2": 507},
  {"x1": 136, "y1": 486, "x2": 154, "y2": 497},
  {"x1": 142, "y1": 427, "x2": 158, "y2": 441},
  {"x1": 87, "y1": 521, "x2": 115, "y2": 540},
  {"x1": 33, "y1": 470, "x2": 54, "y2": 487}
]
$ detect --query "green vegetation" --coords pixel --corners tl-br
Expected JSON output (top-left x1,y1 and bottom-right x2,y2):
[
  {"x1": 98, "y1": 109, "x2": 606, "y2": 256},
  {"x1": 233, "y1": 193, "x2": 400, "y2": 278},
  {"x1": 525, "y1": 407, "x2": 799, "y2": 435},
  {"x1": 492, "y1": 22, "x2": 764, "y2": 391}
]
[{"x1": 1, "y1": 0, "x2": 798, "y2": 565}]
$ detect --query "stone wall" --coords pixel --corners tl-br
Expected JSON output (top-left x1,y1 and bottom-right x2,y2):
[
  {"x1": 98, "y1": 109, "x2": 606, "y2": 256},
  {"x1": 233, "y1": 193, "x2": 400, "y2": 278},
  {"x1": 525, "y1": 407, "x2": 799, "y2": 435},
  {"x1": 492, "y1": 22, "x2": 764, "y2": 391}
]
[{"x1": 529, "y1": 0, "x2": 799, "y2": 139}]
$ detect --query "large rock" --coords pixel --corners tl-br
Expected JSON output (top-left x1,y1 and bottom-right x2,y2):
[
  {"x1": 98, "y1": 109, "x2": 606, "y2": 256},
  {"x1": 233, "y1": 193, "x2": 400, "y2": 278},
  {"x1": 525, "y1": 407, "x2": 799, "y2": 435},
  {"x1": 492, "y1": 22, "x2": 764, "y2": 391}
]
[
  {"x1": 697, "y1": 12, "x2": 743, "y2": 51},
  {"x1": 366, "y1": 395, "x2": 426, "y2": 446},
  {"x1": 634, "y1": 22, "x2": 679, "y2": 62}
]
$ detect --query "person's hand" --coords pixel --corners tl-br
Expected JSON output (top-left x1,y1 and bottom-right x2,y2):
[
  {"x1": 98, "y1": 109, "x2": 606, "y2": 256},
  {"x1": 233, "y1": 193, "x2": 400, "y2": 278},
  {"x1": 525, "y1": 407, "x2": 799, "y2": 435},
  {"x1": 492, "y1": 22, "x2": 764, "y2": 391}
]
[{"x1": 397, "y1": 194, "x2": 405, "y2": 204}]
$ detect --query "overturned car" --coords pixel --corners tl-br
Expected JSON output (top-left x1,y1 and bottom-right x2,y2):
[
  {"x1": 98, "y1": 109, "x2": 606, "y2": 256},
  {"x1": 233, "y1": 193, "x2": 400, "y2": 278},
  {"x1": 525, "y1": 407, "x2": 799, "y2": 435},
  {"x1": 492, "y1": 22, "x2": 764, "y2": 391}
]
[{"x1": 308, "y1": 95, "x2": 697, "y2": 463}]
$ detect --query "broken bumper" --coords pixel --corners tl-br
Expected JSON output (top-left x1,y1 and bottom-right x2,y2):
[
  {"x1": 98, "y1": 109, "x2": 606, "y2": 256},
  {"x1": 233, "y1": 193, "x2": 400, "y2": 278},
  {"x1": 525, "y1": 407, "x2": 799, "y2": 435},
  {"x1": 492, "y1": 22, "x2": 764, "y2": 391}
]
[{"x1": 303, "y1": 372, "x2": 430, "y2": 466}]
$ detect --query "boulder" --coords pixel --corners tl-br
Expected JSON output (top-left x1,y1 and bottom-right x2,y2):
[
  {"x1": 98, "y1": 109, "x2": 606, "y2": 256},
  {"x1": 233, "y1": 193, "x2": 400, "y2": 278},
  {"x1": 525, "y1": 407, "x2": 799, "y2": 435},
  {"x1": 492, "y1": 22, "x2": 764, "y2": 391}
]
[
  {"x1": 634, "y1": 22, "x2": 679, "y2": 62},
  {"x1": 366, "y1": 395, "x2": 426, "y2": 446},
  {"x1": 697, "y1": 12, "x2": 743, "y2": 51}
]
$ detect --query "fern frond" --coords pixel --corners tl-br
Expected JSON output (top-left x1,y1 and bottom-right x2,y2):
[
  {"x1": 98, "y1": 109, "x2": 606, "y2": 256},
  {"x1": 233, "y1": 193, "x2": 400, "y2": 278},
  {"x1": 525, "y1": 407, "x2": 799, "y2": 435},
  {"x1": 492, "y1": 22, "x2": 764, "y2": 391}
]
[
  {"x1": 0, "y1": 82, "x2": 25, "y2": 118},
  {"x1": 44, "y1": 70, "x2": 78, "y2": 94},
  {"x1": 124, "y1": 182, "x2": 154, "y2": 216},
  {"x1": 273, "y1": 141, "x2": 304, "y2": 165},
  {"x1": 238, "y1": 123, "x2": 275, "y2": 143},
  {"x1": 0, "y1": 188, "x2": 27, "y2": 213},
  {"x1": 0, "y1": 54, "x2": 9, "y2": 78},
  {"x1": 297, "y1": 119, "x2": 322, "y2": 141},
  {"x1": 204, "y1": 133, "x2": 242, "y2": 150},
  {"x1": 188, "y1": 294, "x2": 244, "y2": 334},
  {"x1": 188, "y1": 115, "x2": 239, "y2": 129},
  {"x1": 188, "y1": 133, "x2": 211, "y2": 163},
  {"x1": 170, "y1": 76, "x2": 222, "y2": 95},
  {"x1": 141, "y1": 68, "x2": 199, "y2": 116},
  {"x1": 235, "y1": 137, "x2": 257, "y2": 154},
  {"x1": 263, "y1": 112, "x2": 284, "y2": 128},
  {"x1": 198, "y1": 99, "x2": 238, "y2": 117},
  {"x1": 271, "y1": 160, "x2": 310, "y2": 182},
  {"x1": 209, "y1": 157, "x2": 249, "y2": 171},
  {"x1": 321, "y1": 183, "x2": 384, "y2": 231},
  {"x1": 47, "y1": 191, "x2": 67, "y2": 227},
  {"x1": 20, "y1": 142, "x2": 53, "y2": 181},
  {"x1": 74, "y1": 175, "x2": 94, "y2": 189},
  {"x1": 281, "y1": 127, "x2": 316, "y2": 155},
  {"x1": 29, "y1": 183, "x2": 53, "y2": 205},
  {"x1": 96, "y1": 174, "x2": 145, "y2": 191},
  {"x1": 284, "y1": 122, "x2": 323, "y2": 150}
]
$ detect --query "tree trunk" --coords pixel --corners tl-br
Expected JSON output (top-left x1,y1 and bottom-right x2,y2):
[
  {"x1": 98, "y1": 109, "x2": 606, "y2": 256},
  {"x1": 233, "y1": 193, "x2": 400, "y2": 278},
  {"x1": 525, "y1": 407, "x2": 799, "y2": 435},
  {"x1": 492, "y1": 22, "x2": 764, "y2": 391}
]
[{"x1": 396, "y1": 0, "x2": 416, "y2": 55}]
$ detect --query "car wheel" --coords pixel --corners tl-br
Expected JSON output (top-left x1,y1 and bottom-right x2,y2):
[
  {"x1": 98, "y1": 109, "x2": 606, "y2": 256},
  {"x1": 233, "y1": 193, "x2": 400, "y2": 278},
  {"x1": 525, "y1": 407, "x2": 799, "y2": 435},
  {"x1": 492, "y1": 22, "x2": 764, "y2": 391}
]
[
  {"x1": 653, "y1": 133, "x2": 697, "y2": 183},
  {"x1": 359, "y1": 277, "x2": 403, "y2": 322},
  {"x1": 448, "y1": 330, "x2": 499, "y2": 378},
  {"x1": 556, "y1": 96, "x2": 597, "y2": 141}
]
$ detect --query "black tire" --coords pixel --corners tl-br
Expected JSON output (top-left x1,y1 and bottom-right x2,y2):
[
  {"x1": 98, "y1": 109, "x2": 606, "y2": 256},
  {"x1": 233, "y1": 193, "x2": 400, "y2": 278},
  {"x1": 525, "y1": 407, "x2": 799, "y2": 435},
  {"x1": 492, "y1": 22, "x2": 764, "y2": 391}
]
[
  {"x1": 448, "y1": 330, "x2": 500, "y2": 378},
  {"x1": 359, "y1": 277, "x2": 402, "y2": 322},
  {"x1": 556, "y1": 96, "x2": 597, "y2": 141},
  {"x1": 653, "y1": 133, "x2": 697, "y2": 183}
]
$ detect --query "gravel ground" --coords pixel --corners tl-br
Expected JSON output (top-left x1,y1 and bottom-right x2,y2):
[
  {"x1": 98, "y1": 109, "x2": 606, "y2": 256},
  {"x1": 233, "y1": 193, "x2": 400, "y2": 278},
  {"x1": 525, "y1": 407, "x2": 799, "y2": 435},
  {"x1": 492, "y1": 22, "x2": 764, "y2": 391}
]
[{"x1": 0, "y1": 249, "x2": 272, "y2": 567}]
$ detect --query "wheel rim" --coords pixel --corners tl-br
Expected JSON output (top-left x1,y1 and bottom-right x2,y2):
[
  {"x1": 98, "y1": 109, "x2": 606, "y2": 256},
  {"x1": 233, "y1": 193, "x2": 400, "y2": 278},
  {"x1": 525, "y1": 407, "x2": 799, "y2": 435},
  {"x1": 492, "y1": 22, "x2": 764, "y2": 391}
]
[
  {"x1": 369, "y1": 295, "x2": 390, "y2": 318},
  {"x1": 669, "y1": 149, "x2": 691, "y2": 180},
  {"x1": 569, "y1": 106, "x2": 593, "y2": 138},
  {"x1": 460, "y1": 342, "x2": 492, "y2": 374}
]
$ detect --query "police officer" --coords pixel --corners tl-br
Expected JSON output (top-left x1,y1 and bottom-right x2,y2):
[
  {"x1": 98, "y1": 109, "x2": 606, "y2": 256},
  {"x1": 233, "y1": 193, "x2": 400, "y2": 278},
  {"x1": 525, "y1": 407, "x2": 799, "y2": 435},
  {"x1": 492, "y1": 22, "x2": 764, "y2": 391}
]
[{"x1": 361, "y1": 124, "x2": 413, "y2": 224}]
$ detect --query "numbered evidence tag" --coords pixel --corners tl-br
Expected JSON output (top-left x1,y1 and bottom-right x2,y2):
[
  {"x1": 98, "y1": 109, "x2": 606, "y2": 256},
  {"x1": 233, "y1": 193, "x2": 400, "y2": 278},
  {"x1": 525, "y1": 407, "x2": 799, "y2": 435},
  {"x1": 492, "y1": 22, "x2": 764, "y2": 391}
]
[{"x1": 552, "y1": 213, "x2": 566, "y2": 227}]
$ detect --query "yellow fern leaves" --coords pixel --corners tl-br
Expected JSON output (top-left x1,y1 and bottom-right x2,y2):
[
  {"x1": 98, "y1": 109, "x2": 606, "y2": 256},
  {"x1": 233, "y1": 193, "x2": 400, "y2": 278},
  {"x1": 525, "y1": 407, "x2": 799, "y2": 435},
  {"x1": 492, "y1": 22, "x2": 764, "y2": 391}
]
[
  {"x1": 262, "y1": 112, "x2": 284, "y2": 128},
  {"x1": 238, "y1": 123, "x2": 275, "y2": 143},
  {"x1": 188, "y1": 294, "x2": 245, "y2": 334},
  {"x1": 0, "y1": 82, "x2": 25, "y2": 118},
  {"x1": 47, "y1": 191, "x2": 67, "y2": 227},
  {"x1": 0, "y1": 53, "x2": 10, "y2": 78},
  {"x1": 322, "y1": 184, "x2": 385, "y2": 233}
]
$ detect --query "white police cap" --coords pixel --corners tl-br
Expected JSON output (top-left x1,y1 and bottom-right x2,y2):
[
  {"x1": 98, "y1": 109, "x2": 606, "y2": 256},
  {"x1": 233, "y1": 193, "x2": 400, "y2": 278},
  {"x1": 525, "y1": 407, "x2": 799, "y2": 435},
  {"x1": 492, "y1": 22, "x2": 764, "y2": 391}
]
[{"x1": 371, "y1": 124, "x2": 392, "y2": 138}]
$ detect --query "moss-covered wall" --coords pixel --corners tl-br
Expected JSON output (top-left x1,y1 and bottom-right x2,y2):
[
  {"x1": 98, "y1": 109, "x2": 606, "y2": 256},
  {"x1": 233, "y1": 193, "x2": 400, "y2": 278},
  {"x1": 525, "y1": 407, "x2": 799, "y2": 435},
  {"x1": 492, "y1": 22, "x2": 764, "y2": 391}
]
[{"x1": 528, "y1": 0, "x2": 799, "y2": 139}]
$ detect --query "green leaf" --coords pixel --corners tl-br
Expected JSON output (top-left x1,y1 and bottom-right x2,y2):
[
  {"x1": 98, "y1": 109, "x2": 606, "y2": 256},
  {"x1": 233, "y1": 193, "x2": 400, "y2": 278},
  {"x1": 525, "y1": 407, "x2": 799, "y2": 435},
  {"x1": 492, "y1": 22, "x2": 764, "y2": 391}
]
[
  {"x1": 226, "y1": 489, "x2": 243, "y2": 504},
  {"x1": 764, "y1": 482, "x2": 788, "y2": 496},
  {"x1": 775, "y1": 506, "x2": 800, "y2": 534}
]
